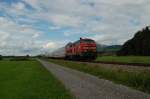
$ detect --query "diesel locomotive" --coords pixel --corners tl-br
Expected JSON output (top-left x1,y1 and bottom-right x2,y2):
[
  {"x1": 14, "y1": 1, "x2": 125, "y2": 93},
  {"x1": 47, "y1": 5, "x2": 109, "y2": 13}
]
[
  {"x1": 65, "y1": 38, "x2": 97, "y2": 60},
  {"x1": 49, "y1": 38, "x2": 97, "y2": 60}
]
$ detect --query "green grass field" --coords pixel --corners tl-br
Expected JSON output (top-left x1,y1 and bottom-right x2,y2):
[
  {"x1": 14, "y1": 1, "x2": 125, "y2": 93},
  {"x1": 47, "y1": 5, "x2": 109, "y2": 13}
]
[
  {"x1": 0, "y1": 60, "x2": 73, "y2": 99},
  {"x1": 49, "y1": 59, "x2": 150, "y2": 93},
  {"x1": 96, "y1": 56, "x2": 150, "y2": 64}
]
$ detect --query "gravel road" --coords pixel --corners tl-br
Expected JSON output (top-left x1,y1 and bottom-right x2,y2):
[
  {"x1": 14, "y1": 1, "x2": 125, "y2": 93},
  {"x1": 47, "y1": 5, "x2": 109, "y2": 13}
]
[{"x1": 38, "y1": 59, "x2": 150, "y2": 99}]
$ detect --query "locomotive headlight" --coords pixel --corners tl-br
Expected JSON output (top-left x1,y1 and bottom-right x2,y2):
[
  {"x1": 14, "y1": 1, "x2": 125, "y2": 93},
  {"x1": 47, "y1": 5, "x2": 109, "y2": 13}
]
[{"x1": 83, "y1": 47, "x2": 89, "y2": 49}]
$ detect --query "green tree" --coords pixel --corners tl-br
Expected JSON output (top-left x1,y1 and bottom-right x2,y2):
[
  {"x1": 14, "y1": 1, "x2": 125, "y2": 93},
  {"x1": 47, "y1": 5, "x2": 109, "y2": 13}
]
[{"x1": 118, "y1": 26, "x2": 150, "y2": 56}]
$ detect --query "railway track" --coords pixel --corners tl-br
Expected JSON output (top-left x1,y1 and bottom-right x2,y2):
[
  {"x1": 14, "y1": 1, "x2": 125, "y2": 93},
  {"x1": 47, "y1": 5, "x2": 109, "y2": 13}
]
[
  {"x1": 48, "y1": 58, "x2": 150, "y2": 67},
  {"x1": 83, "y1": 61, "x2": 150, "y2": 67}
]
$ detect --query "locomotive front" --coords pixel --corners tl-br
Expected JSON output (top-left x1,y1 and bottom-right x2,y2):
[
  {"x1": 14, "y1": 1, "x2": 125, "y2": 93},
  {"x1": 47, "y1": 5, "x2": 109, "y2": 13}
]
[
  {"x1": 65, "y1": 38, "x2": 97, "y2": 60},
  {"x1": 79, "y1": 38, "x2": 97, "y2": 60}
]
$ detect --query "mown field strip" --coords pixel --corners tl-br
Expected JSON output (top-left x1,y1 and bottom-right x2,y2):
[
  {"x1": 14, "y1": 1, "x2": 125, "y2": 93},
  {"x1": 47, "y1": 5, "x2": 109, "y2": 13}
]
[{"x1": 0, "y1": 60, "x2": 73, "y2": 99}]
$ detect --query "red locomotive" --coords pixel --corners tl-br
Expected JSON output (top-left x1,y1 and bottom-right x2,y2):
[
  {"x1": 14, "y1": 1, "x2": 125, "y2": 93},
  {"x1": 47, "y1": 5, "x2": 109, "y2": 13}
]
[{"x1": 65, "y1": 38, "x2": 97, "y2": 60}]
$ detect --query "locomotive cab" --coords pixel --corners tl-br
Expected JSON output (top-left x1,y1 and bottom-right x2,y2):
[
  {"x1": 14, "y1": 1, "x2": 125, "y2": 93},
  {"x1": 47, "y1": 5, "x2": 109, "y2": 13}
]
[
  {"x1": 79, "y1": 38, "x2": 97, "y2": 60},
  {"x1": 65, "y1": 38, "x2": 97, "y2": 60}
]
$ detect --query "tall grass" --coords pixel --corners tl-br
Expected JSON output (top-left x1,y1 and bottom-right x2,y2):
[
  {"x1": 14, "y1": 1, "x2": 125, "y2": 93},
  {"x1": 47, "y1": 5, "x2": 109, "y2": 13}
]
[{"x1": 96, "y1": 56, "x2": 150, "y2": 64}]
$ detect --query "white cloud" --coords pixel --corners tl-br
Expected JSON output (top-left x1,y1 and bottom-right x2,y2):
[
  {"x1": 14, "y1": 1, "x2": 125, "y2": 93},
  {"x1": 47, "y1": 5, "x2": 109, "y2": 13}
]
[
  {"x1": 49, "y1": 14, "x2": 83, "y2": 28},
  {"x1": 12, "y1": 2, "x2": 25, "y2": 11},
  {"x1": 32, "y1": 33, "x2": 40, "y2": 38},
  {"x1": 49, "y1": 26, "x2": 60, "y2": 30},
  {"x1": 43, "y1": 42, "x2": 57, "y2": 49},
  {"x1": 0, "y1": 16, "x2": 45, "y2": 55},
  {"x1": 21, "y1": 0, "x2": 150, "y2": 30},
  {"x1": 0, "y1": 0, "x2": 150, "y2": 55}
]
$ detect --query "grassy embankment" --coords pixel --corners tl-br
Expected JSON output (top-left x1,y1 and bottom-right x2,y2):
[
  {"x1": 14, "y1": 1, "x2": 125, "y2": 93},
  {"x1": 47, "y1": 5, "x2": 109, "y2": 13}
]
[
  {"x1": 49, "y1": 59, "x2": 150, "y2": 93},
  {"x1": 96, "y1": 56, "x2": 150, "y2": 64},
  {"x1": 0, "y1": 60, "x2": 74, "y2": 99}
]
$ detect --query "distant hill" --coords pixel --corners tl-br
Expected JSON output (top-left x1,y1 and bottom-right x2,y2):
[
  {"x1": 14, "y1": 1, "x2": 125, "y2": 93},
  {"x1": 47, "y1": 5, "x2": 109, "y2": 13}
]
[
  {"x1": 96, "y1": 44, "x2": 122, "y2": 52},
  {"x1": 118, "y1": 26, "x2": 150, "y2": 56}
]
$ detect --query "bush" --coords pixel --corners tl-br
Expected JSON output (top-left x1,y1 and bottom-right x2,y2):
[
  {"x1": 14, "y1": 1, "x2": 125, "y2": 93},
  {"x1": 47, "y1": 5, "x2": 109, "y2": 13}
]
[
  {"x1": 0, "y1": 55, "x2": 3, "y2": 60},
  {"x1": 9, "y1": 56, "x2": 30, "y2": 61}
]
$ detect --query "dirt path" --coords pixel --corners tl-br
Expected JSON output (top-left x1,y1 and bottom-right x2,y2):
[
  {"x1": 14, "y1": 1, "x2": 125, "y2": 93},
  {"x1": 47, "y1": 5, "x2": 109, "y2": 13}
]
[{"x1": 38, "y1": 59, "x2": 150, "y2": 99}]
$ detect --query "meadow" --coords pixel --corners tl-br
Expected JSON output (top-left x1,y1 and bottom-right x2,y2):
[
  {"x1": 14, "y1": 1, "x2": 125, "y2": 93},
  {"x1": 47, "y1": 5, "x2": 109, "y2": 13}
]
[
  {"x1": 49, "y1": 59, "x2": 150, "y2": 93},
  {"x1": 96, "y1": 56, "x2": 150, "y2": 64},
  {"x1": 0, "y1": 60, "x2": 73, "y2": 99}
]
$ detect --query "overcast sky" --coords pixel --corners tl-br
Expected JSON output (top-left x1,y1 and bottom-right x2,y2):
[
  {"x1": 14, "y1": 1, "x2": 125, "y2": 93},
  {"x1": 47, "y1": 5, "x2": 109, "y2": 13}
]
[{"x1": 0, "y1": 0, "x2": 150, "y2": 55}]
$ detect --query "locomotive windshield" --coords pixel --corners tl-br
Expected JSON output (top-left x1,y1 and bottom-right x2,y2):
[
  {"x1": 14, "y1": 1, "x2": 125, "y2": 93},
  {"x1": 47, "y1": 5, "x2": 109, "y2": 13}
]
[{"x1": 81, "y1": 39, "x2": 95, "y2": 43}]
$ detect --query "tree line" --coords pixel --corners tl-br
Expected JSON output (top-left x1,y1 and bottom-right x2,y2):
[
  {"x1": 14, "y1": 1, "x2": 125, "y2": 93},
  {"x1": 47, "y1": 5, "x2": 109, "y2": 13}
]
[{"x1": 117, "y1": 26, "x2": 150, "y2": 56}]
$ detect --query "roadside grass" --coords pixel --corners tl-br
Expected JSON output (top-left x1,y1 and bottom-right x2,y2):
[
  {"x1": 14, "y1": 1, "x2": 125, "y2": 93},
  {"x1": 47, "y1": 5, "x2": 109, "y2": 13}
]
[
  {"x1": 0, "y1": 60, "x2": 74, "y2": 99},
  {"x1": 49, "y1": 59, "x2": 150, "y2": 93},
  {"x1": 96, "y1": 56, "x2": 150, "y2": 64}
]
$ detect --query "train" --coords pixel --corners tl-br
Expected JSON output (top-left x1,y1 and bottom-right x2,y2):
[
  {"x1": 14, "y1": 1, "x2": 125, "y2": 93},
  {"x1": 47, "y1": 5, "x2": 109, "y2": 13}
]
[{"x1": 50, "y1": 38, "x2": 97, "y2": 60}]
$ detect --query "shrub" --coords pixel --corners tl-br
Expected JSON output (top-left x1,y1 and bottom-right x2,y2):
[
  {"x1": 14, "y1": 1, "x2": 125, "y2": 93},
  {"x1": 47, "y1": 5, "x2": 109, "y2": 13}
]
[
  {"x1": 0, "y1": 55, "x2": 3, "y2": 60},
  {"x1": 9, "y1": 56, "x2": 30, "y2": 61}
]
